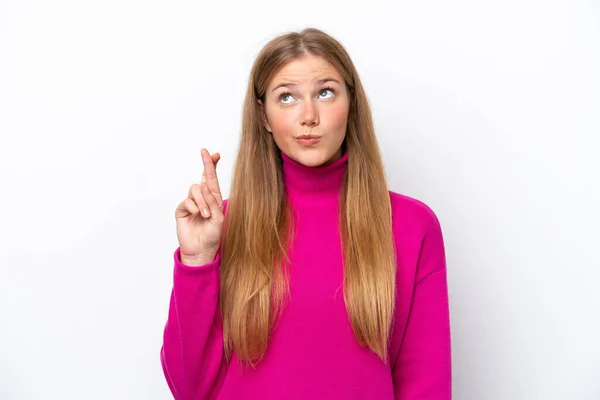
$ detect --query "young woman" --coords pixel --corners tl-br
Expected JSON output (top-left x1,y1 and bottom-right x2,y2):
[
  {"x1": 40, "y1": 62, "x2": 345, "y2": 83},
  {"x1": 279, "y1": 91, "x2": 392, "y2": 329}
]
[{"x1": 161, "y1": 28, "x2": 451, "y2": 400}]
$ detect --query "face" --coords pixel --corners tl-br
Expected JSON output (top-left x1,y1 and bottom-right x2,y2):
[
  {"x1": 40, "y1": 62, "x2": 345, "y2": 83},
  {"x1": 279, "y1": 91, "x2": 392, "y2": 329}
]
[{"x1": 258, "y1": 54, "x2": 350, "y2": 167}]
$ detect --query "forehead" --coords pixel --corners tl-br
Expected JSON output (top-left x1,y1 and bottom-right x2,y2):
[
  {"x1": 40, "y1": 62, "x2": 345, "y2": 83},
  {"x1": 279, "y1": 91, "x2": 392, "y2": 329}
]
[{"x1": 269, "y1": 55, "x2": 342, "y2": 86}]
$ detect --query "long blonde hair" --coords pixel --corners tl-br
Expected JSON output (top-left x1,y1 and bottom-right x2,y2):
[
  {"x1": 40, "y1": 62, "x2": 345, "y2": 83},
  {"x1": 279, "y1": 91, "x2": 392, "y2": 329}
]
[{"x1": 220, "y1": 27, "x2": 396, "y2": 367}]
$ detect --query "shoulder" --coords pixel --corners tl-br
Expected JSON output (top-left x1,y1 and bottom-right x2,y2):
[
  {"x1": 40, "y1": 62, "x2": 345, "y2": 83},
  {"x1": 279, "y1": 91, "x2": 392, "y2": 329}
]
[
  {"x1": 388, "y1": 190, "x2": 446, "y2": 282},
  {"x1": 388, "y1": 190, "x2": 441, "y2": 236}
]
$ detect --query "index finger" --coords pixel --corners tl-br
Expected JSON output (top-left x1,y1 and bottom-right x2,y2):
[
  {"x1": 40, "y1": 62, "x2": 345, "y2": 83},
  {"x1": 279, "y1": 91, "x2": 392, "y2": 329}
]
[
  {"x1": 201, "y1": 148, "x2": 222, "y2": 198},
  {"x1": 201, "y1": 153, "x2": 220, "y2": 183}
]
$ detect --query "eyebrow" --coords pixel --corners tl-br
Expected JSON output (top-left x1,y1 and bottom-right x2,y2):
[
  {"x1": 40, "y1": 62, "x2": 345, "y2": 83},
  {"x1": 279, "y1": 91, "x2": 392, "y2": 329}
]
[{"x1": 271, "y1": 77, "x2": 341, "y2": 93}]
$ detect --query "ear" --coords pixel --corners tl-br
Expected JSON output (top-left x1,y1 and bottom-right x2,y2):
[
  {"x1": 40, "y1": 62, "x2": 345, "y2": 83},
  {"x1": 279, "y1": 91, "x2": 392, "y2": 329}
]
[{"x1": 257, "y1": 99, "x2": 273, "y2": 133}]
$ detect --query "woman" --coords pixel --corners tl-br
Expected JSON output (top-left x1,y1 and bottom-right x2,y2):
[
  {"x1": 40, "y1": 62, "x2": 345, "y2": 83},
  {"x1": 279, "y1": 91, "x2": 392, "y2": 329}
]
[{"x1": 161, "y1": 28, "x2": 451, "y2": 399}]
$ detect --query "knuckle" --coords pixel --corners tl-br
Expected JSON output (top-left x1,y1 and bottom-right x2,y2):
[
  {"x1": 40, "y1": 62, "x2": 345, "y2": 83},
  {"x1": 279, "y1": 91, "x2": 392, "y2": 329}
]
[{"x1": 189, "y1": 184, "x2": 199, "y2": 198}]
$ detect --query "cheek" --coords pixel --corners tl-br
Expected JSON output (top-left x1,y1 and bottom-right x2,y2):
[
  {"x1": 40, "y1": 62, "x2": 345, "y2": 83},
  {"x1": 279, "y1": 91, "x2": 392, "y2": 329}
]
[
  {"x1": 267, "y1": 109, "x2": 296, "y2": 133},
  {"x1": 327, "y1": 103, "x2": 350, "y2": 130}
]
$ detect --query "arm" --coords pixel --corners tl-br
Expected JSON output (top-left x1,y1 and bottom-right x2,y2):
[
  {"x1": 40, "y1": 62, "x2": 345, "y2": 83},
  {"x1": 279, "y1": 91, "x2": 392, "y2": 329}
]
[
  {"x1": 160, "y1": 247, "x2": 227, "y2": 400},
  {"x1": 392, "y1": 213, "x2": 452, "y2": 399}
]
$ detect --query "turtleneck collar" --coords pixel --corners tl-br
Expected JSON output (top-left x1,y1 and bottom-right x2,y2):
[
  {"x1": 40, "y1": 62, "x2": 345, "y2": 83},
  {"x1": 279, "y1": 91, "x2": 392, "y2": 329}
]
[{"x1": 281, "y1": 150, "x2": 348, "y2": 206}]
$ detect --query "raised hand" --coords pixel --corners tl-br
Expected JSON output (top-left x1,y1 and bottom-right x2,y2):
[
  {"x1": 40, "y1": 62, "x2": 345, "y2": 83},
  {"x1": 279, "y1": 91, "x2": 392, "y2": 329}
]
[{"x1": 175, "y1": 148, "x2": 224, "y2": 266}]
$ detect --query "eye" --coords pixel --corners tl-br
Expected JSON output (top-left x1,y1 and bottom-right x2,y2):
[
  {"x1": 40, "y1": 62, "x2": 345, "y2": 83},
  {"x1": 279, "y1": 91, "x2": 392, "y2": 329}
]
[
  {"x1": 318, "y1": 87, "x2": 335, "y2": 99},
  {"x1": 279, "y1": 91, "x2": 295, "y2": 104}
]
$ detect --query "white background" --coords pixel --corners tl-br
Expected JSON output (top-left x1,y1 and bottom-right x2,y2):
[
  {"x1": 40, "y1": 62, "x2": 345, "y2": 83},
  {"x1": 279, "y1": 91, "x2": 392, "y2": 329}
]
[{"x1": 1, "y1": 0, "x2": 599, "y2": 399}]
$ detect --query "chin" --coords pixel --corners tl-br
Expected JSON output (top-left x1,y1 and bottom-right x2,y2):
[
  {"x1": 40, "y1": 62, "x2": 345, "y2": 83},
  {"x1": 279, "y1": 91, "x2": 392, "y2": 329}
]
[{"x1": 293, "y1": 151, "x2": 335, "y2": 167}]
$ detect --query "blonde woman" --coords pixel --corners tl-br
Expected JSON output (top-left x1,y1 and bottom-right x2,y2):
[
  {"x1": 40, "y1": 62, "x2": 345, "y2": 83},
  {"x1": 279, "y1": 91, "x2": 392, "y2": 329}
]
[{"x1": 161, "y1": 28, "x2": 451, "y2": 400}]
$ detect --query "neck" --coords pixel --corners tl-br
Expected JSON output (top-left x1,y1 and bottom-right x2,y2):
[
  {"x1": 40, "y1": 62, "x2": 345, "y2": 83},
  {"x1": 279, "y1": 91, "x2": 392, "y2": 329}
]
[{"x1": 281, "y1": 150, "x2": 349, "y2": 206}]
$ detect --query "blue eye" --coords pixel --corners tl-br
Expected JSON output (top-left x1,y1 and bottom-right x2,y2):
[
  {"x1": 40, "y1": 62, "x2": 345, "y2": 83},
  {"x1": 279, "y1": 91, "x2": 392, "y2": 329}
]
[
  {"x1": 279, "y1": 92, "x2": 294, "y2": 104},
  {"x1": 318, "y1": 87, "x2": 335, "y2": 99}
]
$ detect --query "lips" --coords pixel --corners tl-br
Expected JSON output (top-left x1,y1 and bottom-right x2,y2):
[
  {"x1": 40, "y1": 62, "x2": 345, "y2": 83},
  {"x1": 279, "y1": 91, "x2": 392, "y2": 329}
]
[
  {"x1": 296, "y1": 135, "x2": 321, "y2": 146},
  {"x1": 296, "y1": 135, "x2": 321, "y2": 139}
]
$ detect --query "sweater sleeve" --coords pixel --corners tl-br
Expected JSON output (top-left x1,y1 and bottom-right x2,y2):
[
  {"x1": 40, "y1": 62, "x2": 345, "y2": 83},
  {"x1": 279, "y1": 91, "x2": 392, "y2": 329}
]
[
  {"x1": 160, "y1": 247, "x2": 227, "y2": 400},
  {"x1": 392, "y1": 213, "x2": 452, "y2": 399}
]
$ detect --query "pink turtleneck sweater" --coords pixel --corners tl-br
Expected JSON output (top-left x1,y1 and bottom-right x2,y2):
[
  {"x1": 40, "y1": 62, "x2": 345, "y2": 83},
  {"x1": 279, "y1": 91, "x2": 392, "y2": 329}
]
[{"x1": 160, "y1": 150, "x2": 451, "y2": 399}]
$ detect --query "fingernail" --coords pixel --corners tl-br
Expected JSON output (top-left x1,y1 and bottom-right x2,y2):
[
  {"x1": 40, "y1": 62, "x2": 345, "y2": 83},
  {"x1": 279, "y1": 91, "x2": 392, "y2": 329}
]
[{"x1": 202, "y1": 208, "x2": 209, "y2": 217}]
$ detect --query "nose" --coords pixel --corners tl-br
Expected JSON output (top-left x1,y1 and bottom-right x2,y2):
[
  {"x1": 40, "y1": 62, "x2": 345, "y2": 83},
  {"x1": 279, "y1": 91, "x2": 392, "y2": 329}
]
[{"x1": 301, "y1": 100, "x2": 319, "y2": 127}]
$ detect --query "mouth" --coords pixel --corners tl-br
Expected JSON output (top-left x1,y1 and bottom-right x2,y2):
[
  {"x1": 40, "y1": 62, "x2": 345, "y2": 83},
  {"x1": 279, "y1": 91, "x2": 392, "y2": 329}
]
[
  {"x1": 296, "y1": 135, "x2": 321, "y2": 146},
  {"x1": 296, "y1": 134, "x2": 321, "y2": 139}
]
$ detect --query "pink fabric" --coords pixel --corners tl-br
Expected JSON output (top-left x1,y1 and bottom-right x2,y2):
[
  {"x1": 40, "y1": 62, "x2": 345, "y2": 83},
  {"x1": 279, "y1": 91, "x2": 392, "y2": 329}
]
[{"x1": 161, "y1": 150, "x2": 451, "y2": 399}]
